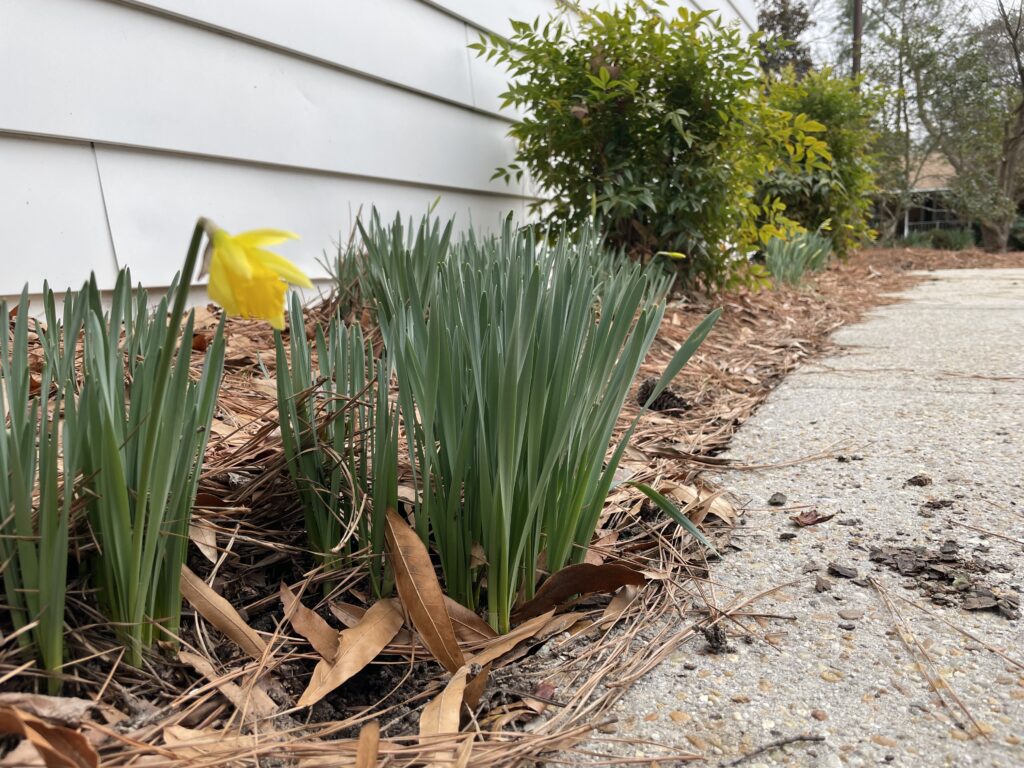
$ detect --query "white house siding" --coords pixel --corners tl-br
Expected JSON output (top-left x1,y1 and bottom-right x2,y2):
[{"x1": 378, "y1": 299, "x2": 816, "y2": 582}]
[{"x1": 0, "y1": 0, "x2": 755, "y2": 298}]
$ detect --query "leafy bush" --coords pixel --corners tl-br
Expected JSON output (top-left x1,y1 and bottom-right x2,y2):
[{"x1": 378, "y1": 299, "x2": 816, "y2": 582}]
[
  {"x1": 761, "y1": 67, "x2": 880, "y2": 255},
  {"x1": 0, "y1": 287, "x2": 87, "y2": 691},
  {"x1": 929, "y1": 227, "x2": 975, "y2": 250},
  {"x1": 78, "y1": 233, "x2": 225, "y2": 667},
  {"x1": 899, "y1": 228, "x2": 975, "y2": 250},
  {"x1": 472, "y1": 3, "x2": 830, "y2": 289},
  {"x1": 275, "y1": 296, "x2": 397, "y2": 595},
  {"x1": 764, "y1": 231, "x2": 833, "y2": 285},
  {"x1": 363, "y1": 214, "x2": 717, "y2": 632},
  {"x1": 899, "y1": 230, "x2": 935, "y2": 248}
]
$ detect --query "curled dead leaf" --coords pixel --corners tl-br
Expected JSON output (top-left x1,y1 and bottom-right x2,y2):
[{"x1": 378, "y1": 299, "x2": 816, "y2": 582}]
[
  {"x1": 188, "y1": 523, "x2": 219, "y2": 564},
  {"x1": 162, "y1": 725, "x2": 260, "y2": 759},
  {"x1": 0, "y1": 706, "x2": 98, "y2": 768},
  {"x1": 281, "y1": 583, "x2": 339, "y2": 660},
  {"x1": 790, "y1": 509, "x2": 835, "y2": 527},
  {"x1": 385, "y1": 509, "x2": 465, "y2": 673},
  {"x1": 419, "y1": 667, "x2": 469, "y2": 768},
  {"x1": 467, "y1": 610, "x2": 557, "y2": 668},
  {"x1": 513, "y1": 563, "x2": 645, "y2": 622},
  {"x1": 355, "y1": 720, "x2": 380, "y2": 768},
  {"x1": 181, "y1": 565, "x2": 267, "y2": 660},
  {"x1": 179, "y1": 652, "x2": 277, "y2": 722},
  {"x1": 298, "y1": 599, "x2": 404, "y2": 707}
]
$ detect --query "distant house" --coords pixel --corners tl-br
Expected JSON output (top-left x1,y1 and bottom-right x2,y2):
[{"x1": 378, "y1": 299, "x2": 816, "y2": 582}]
[
  {"x1": 875, "y1": 154, "x2": 964, "y2": 239},
  {"x1": 900, "y1": 155, "x2": 962, "y2": 235},
  {"x1": 1, "y1": 0, "x2": 756, "y2": 301}
]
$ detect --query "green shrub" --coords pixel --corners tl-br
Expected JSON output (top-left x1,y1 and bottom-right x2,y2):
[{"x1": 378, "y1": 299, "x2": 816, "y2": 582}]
[
  {"x1": 900, "y1": 230, "x2": 934, "y2": 248},
  {"x1": 761, "y1": 67, "x2": 880, "y2": 256},
  {"x1": 78, "y1": 230, "x2": 225, "y2": 667},
  {"x1": 0, "y1": 287, "x2": 87, "y2": 692},
  {"x1": 929, "y1": 227, "x2": 975, "y2": 250},
  {"x1": 472, "y1": 3, "x2": 829, "y2": 289},
  {"x1": 275, "y1": 296, "x2": 397, "y2": 595},
  {"x1": 764, "y1": 231, "x2": 833, "y2": 285},
  {"x1": 364, "y1": 214, "x2": 717, "y2": 632}
]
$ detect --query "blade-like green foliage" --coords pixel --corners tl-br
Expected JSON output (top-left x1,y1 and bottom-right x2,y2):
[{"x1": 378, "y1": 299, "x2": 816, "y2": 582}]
[
  {"x1": 0, "y1": 286, "x2": 87, "y2": 692},
  {"x1": 275, "y1": 295, "x2": 396, "y2": 595},
  {"x1": 77, "y1": 224, "x2": 226, "y2": 666},
  {"x1": 364, "y1": 214, "x2": 716, "y2": 632},
  {"x1": 628, "y1": 481, "x2": 718, "y2": 555},
  {"x1": 764, "y1": 231, "x2": 832, "y2": 286}
]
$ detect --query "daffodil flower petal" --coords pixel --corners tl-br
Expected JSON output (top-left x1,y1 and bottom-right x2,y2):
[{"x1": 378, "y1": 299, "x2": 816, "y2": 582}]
[
  {"x1": 213, "y1": 231, "x2": 254, "y2": 280},
  {"x1": 207, "y1": 255, "x2": 240, "y2": 315},
  {"x1": 249, "y1": 248, "x2": 314, "y2": 288},
  {"x1": 234, "y1": 264, "x2": 288, "y2": 329},
  {"x1": 205, "y1": 223, "x2": 302, "y2": 328},
  {"x1": 233, "y1": 229, "x2": 301, "y2": 249}
]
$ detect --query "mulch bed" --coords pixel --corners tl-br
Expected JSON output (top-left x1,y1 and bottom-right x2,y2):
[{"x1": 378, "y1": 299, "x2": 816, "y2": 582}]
[{"x1": 3, "y1": 246, "x2": 1023, "y2": 767}]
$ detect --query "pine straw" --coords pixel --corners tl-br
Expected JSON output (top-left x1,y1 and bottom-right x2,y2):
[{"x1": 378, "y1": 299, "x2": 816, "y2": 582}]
[{"x1": 3, "y1": 246, "x2": 1023, "y2": 766}]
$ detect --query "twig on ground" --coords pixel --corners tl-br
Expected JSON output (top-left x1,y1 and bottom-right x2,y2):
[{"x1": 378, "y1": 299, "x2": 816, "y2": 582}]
[
  {"x1": 720, "y1": 733, "x2": 825, "y2": 766},
  {"x1": 885, "y1": 590, "x2": 1024, "y2": 671},
  {"x1": 871, "y1": 577, "x2": 987, "y2": 738},
  {"x1": 951, "y1": 520, "x2": 1024, "y2": 547}
]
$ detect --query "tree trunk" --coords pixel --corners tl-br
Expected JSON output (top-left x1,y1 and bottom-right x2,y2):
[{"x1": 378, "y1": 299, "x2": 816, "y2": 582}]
[{"x1": 980, "y1": 221, "x2": 1010, "y2": 252}]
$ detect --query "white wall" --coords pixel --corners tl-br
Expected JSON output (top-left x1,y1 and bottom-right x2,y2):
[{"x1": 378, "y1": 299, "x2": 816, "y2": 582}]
[{"x1": 0, "y1": 0, "x2": 755, "y2": 298}]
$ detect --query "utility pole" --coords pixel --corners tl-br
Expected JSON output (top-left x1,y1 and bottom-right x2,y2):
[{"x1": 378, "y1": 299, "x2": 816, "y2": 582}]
[{"x1": 852, "y1": 0, "x2": 864, "y2": 79}]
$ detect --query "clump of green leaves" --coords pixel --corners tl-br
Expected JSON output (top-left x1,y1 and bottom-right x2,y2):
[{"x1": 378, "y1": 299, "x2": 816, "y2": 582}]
[
  {"x1": 0, "y1": 287, "x2": 87, "y2": 692},
  {"x1": 77, "y1": 229, "x2": 226, "y2": 667},
  {"x1": 472, "y1": 2, "x2": 828, "y2": 288},
  {"x1": 928, "y1": 227, "x2": 976, "y2": 251},
  {"x1": 275, "y1": 295, "x2": 397, "y2": 595},
  {"x1": 364, "y1": 214, "x2": 718, "y2": 632},
  {"x1": 761, "y1": 68, "x2": 880, "y2": 256},
  {"x1": 764, "y1": 231, "x2": 833, "y2": 285}
]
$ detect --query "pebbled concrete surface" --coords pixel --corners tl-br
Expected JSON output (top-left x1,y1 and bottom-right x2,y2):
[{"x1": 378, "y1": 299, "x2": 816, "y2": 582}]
[{"x1": 584, "y1": 269, "x2": 1024, "y2": 767}]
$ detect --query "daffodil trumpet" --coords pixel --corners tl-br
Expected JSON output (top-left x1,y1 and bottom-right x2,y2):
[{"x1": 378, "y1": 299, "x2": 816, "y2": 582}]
[{"x1": 199, "y1": 220, "x2": 313, "y2": 330}]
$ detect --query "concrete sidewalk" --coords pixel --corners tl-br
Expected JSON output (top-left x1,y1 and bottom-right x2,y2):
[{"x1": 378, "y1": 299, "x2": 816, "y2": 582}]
[{"x1": 588, "y1": 269, "x2": 1024, "y2": 767}]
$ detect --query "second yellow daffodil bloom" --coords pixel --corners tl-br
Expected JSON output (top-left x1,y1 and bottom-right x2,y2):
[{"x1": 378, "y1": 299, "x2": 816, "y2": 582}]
[{"x1": 204, "y1": 227, "x2": 313, "y2": 330}]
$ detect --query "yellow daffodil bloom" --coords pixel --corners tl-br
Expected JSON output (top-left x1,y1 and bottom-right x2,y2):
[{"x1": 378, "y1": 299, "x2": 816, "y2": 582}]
[{"x1": 204, "y1": 227, "x2": 312, "y2": 330}]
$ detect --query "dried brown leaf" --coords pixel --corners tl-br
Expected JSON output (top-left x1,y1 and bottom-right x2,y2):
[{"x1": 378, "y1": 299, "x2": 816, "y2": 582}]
[
  {"x1": 601, "y1": 585, "x2": 639, "y2": 626},
  {"x1": 328, "y1": 601, "x2": 366, "y2": 628},
  {"x1": 467, "y1": 610, "x2": 557, "y2": 668},
  {"x1": 179, "y1": 651, "x2": 277, "y2": 721},
  {"x1": 181, "y1": 565, "x2": 267, "y2": 660},
  {"x1": 419, "y1": 667, "x2": 469, "y2": 768},
  {"x1": 188, "y1": 523, "x2": 219, "y2": 564},
  {"x1": 162, "y1": 725, "x2": 260, "y2": 758},
  {"x1": 280, "y1": 583, "x2": 339, "y2": 660},
  {"x1": 790, "y1": 509, "x2": 835, "y2": 527},
  {"x1": 298, "y1": 599, "x2": 404, "y2": 707},
  {"x1": 355, "y1": 720, "x2": 380, "y2": 768},
  {"x1": 513, "y1": 563, "x2": 645, "y2": 622},
  {"x1": 463, "y1": 664, "x2": 491, "y2": 711},
  {"x1": 0, "y1": 706, "x2": 98, "y2": 768},
  {"x1": 0, "y1": 696, "x2": 95, "y2": 729},
  {"x1": 442, "y1": 597, "x2": 497, "y2": 644},
  {"x1": 385, "y1": 509, "x2": 465, "y2": 673},
  {"x1": 419, "y1": 666, "x2": 468, "y2": 739},
  {"x1": 666, "y1": 483, "x2": 735, "y2": 526}
]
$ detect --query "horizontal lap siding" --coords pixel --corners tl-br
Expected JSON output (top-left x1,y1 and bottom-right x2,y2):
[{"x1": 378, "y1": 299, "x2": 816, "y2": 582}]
[{"x1": 0, "y1": 0, "x2": 753, "y2": 297}]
